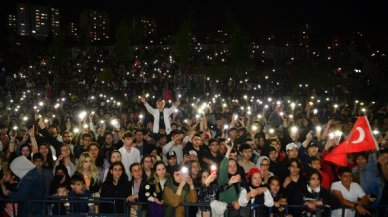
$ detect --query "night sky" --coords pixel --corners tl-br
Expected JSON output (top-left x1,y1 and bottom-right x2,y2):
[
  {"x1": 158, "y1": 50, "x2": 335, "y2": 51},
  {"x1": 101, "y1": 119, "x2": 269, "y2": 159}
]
[{"x1": 2, "y1": 0, "x2": 387, "y2": 42}]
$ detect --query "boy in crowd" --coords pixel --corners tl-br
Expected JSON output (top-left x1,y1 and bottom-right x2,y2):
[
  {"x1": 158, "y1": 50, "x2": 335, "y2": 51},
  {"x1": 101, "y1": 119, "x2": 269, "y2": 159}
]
[{"x1": 68, "y1": 174, "x2": 91, "y2": 214}]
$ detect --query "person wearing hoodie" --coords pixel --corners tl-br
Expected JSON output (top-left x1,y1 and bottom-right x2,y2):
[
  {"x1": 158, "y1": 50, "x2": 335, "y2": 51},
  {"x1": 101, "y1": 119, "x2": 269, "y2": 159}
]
[{"x1": 1, "y1": 156, "x2": 45, "y2": 217}]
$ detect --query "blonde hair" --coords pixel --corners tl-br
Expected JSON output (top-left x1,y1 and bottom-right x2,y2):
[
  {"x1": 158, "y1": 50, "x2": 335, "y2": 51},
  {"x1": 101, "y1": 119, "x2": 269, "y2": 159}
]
[{"x1": 76, "y1": 152, "x2": 100, "y2": 182}]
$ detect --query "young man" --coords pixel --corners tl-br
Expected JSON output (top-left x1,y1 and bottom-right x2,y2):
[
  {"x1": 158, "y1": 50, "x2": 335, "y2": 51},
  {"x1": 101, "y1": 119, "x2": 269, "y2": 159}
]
[
  {"x1": 141, "y1": 97, "x2": 180, "y2": 135},
  {"x1": 166, "y1": 151, "x2": 178, "y2": 176},
  {"x1": 238, "y1": 144, "x2": 255, "y2": 174},
  {"x1": 163, "y1": 129, "x2": 185, "y2": 164},
  {"x1": 119, "y1": 131, "x2": 141, "y2": 181}
]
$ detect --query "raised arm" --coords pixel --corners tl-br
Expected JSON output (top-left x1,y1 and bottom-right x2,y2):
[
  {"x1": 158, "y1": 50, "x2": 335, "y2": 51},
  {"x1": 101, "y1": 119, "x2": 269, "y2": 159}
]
[{"x1": 29, "y1": 125, "x2": 38, "y2": 154}]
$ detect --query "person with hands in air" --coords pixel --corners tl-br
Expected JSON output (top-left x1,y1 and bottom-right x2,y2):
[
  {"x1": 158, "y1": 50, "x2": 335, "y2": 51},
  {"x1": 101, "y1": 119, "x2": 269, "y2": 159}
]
[
  {"x1": 217, "y1": 141, "x2": 244, "y2": 217},
  {"x1": 140, "y1": 96, "x2": 180, "y2": 135},
  {"x1": 163, "y1": 129, "x2": 185, "y2": 164},
  {"x1": 196, "y1": 167, "x2": 241, "y2": 217}
]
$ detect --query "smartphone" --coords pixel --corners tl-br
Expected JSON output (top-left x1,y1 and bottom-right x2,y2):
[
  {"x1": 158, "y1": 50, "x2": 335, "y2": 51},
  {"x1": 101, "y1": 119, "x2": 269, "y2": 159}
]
[
  {"x1": 210, "y1": 165, "x2": 217, "y2": 175},
  {"x1": 181, "y1": 166, "x2": 189, "y2": 177}
]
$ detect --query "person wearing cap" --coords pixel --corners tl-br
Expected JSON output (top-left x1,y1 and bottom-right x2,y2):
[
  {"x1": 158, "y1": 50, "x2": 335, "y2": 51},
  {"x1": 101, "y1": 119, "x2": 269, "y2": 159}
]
[
  {"x1": 166, "y1": 151, "x2": 178, "y2": 175},
  {"x1": 278, "y1": 142, "x2": 299, "y2": 182},
  {"x1": 238, "y1": 167, "x2": 274, "y2": 216},
  {"x1": 163, "y1": 129, "x2": 185, "y2": 164},
  {"x1": 140, "y1": 97, "x2": 180, "y2": 135},
  {"x1": 299, "y1": 131, "x2": 321, "y2": 167}
]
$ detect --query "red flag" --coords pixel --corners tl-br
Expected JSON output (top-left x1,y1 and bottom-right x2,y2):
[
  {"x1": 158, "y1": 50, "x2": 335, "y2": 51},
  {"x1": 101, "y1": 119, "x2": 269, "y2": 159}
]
[
  {"x1": 346, "y1": 116, "x2": 378, "y2": 152},
  {"x1": 323, "y1": 116, "x2": 377, "y2": 166},
  {"x1": 323, "y1": 140, "x2": 348, "y2": 166}
]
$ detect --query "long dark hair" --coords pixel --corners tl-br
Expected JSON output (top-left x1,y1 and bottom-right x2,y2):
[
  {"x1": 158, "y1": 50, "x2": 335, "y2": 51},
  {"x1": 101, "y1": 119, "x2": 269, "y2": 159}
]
[
  {"x1": 88, "y1": 142, "x2": 104, "y2": 168},
  {"x1": 50, "y1": 164, "x2": 71, "y2": 195},
  {"x1": 104, "y1": 161, "x2": 128, "y2": 185},
  {"x1": 39, "y1": 143, "x2": 54, "y2": 170}
]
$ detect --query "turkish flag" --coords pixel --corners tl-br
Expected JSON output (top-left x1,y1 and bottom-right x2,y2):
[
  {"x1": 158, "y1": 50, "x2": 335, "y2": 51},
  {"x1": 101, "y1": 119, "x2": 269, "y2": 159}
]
[
  {"x1": 346, "y1": 116, "x2": 378, "y2": 152},
  {"x1": 323, "y1": 140, "x2": 348, "y2": 166},
  {"x1": 323, "y1": 116, "x2": 378, "y2": 166}
]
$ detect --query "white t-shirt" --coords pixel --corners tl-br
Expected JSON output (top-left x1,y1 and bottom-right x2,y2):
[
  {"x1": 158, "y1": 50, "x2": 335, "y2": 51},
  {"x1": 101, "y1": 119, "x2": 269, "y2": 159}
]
[
  {"x1": 119, "y1": 146, "x2": 141, "y2": 181},
  {"x1": 331, "y1": 181, "x2": 366, "y2": 217}
]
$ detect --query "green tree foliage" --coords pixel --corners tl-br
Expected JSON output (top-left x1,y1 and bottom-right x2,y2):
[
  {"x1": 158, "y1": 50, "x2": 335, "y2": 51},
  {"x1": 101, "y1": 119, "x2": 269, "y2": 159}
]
[
  {"x1": 98, "y1": 67, "x2": 114, "y2": 82},
  {"x1": 173, "y1": 20, "x2": 192, "y2": 67},
  {"x1": 225, "y1": 9, "x2": 249, "y2": 72},
  {"x1": 114, "y1": 20, "x2": 132, "y2": 62},
  {"x1": 48, "y1": 31, "x2": 69, "y2": 67}
]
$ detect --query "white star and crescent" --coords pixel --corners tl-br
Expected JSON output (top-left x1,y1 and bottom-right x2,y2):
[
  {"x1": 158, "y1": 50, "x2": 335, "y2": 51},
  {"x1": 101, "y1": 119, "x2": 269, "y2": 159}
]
[{"x1": 351, "y1": 127, "x2": 365, "y2": 144}]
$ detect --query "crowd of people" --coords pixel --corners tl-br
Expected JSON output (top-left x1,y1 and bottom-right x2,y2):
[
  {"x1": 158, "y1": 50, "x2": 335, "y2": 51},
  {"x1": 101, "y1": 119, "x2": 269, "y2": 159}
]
[{"x1": 0, "y1": 46, "x2": 387, "y2": 217}]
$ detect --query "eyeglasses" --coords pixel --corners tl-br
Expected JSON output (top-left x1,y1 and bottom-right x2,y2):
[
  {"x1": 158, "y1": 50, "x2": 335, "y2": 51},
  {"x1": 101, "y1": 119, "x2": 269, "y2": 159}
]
[{"x1": 261, "y1": 163, "x2": 270, "y2": 166}]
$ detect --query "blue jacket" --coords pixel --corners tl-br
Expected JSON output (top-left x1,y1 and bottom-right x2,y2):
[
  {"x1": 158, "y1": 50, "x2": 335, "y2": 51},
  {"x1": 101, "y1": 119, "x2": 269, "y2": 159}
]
[{"x1": 9, "y1": 168, "x2": 46, "y2": 217}]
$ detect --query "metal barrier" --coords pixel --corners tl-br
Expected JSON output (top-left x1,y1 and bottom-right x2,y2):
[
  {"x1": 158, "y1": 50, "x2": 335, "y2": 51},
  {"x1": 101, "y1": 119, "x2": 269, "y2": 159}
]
[{"x1": 1, "y1": 197, "x2": 387, "y2": 217}]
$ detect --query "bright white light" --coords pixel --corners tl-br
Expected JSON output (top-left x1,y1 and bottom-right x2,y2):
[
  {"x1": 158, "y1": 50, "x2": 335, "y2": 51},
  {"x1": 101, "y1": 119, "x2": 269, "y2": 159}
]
[
  {"x1": 334, "y1": 130, "x2": 342, "y2": 137},
  {"x1": 73, "y1": 128, "x2": 80, "y2": 134},
  {"x1": 78, "y1": 111, "x2": 87, "y2": 120},
  {"x1": 291, "y1": 126, "x2": 298, "y2": 133}
]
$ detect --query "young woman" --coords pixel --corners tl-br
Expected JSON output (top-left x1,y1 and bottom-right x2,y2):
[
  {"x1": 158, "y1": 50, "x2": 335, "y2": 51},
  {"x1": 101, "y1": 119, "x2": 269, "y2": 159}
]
[
  {"x1": 289, "y1": 169, "x2": 337, "y2": 217},
  {"x1": 100, "y1": 161, "x2": 131, "y2": 214},
  {"x1": 141, "y1": 154, "x2": 154, "y2": 179},
  {"x1": 74, "y1": 152, "x2": 101, "y2": 194},
  {"x1": 196, "y1": 169, "x2": 240, "y2": 217},
  {"x1": 268, "y1": 176, "x2": 292, "y2": 217},
  {"x1": 88, "y1": 142, "x2": 106, "y2": 180},
  {"x1": 54, "y1": 144, "x2": 76, "y2": 177},
  {"x1": 189, "y1": 160, "x2": 202, "y2": 187},
  {"x1": 282, "y1": 158, "x2": 307, "y2": 193},
  {"x1": 256, "y1": 156, "x2": 274, "y2": 185},
  {"x1": 217, "y1": 144, "x2": 244, "y2": 217},
  {"x1": 127, "y1": 162, "x2": 147, "y2": 217},
  {"x1": 238, "y1": 167, "x2": 274, "y2": 216},
  {"x1": 102, "y1": 150, "x2": 122, "y2": 181},
  {"x1": 163, "y1": 165, "x2": 198, "y2": 217},
  {"x1": 144, "y1": 161, "x2": 168, "y2": 217},
  {"x1": 38, "y1": 143, "x2": 55, "y2": 170},
  {"x1": 49, "y1": 164, "x2": 71, "y2": 195}
]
